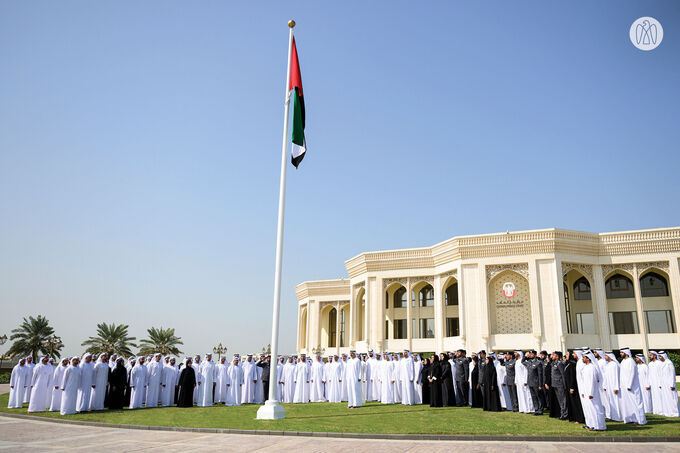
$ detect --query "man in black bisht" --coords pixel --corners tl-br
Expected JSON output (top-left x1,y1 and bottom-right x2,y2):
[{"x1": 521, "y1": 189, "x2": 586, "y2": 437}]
[
  {"x1": 453, "y1": 349, "x2": 469, "y2": 407},
  {"x1": 257, "y1": 354, "x2": 271, "y2": 401},
  {"x1": 438, "y1": 353, "x2": 455, "y2": 406},
  {"x1": 107, "y1": 358, "x2": 127, "y2": 409},
  {"x1": 522, "y1": 350, "x2": 543, "y2": 415},
  {"x1": 177, "y1": 358, "x2": 197, "y2": 407},
  {"x1": 504, "y1": 351, "x2": 519, "y2": 412},
  {"x1": 546, "y1": 351, "x2": 568, "y2": 420},
  {"x1": 427, "y1": 355, "x2": 442, "y2": 407}
]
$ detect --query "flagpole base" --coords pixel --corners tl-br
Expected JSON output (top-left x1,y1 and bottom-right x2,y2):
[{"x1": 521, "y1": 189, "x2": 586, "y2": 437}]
[{"x1": 256, "y1": 400, "x2": 286, "y2": 420}]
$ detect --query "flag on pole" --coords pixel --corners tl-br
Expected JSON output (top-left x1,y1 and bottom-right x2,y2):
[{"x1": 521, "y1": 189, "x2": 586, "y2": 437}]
[{"x1": 289, "y1": 36, "x2": 306, "y2": 168}]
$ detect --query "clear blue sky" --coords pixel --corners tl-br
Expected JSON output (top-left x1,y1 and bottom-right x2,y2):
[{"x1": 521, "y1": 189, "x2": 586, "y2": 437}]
[{"x1": 1, "y1": 1, "x2": 678, "y2": 357}]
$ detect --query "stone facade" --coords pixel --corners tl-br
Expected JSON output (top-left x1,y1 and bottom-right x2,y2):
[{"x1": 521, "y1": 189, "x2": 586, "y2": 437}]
[{"x1": 296, "y1": 227, "x2": 680, "y2": 357}]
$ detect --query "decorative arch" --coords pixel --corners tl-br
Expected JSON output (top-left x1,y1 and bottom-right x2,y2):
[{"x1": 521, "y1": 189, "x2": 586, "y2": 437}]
[
  {"x1": 563, "y1": 269, "x2": 595, "y2": 335},
  {"x1": 639, "y1": 270, "x2": 669, "y2": 297},
  {"x1": 488, "y1": 269, "x2": 532, "y2": 334}
]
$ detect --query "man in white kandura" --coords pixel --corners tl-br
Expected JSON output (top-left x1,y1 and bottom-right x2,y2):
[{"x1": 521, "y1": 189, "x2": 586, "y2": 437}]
[
  {"x1": 8, "y1": 358, "x2": 28, "y2": 409},
  {"x1": 310, "y1": 354, "x2": 325, "y2": 402},
  {"x1": 60, "y1": 357, "x2": 81, "y2": 415},
  {"x1": 281, "y1": 356, "x2": 296, "y2": 403},
  {"x1": 399, "y1": 350, "x2": 415, "y2": 405},
  {"x1": 89, "y1": 353, "x2": 109, "y2": 410},
  {"x1": 145, "y1": 353, "x2": 163, "y2": 408},
  {"x1": 49, "y1": 358, "x2": 69, "y2": 412},
  {"x1": 161, "y1": 357, "x2": 178, "y2": 407},
  {"x1": 635, "y1": 354, "x2": 652, "y2": 413},
  {"x1": 657, "y1": 351, "x2": 680, "y2": 417},
  {"x1": 241, "y1": 354, "x2": 257, "y2": 404},
  {"x1": 76, "y1": 353, "x2": 94, "y2": 413},
  {"x1": 198, "y1": 353, "x2": 216, "y2": 407},
  {"x1": 215, "y1": 356, "x2": 228, "y2": 404},
  {"x1": 345, "y1": 350, "x2": 363, "y2": 408},
  {"x1": 27, "y1": 356, "x2": 52, "y2": 413},
  {"x1": 129, "y1": 357, "x2": 148, "y2": 409},
  {"x1": 293, "y1": 354, "x2": 310, "y2": 403},
  {"x1": 617, "y1": 347, "x2": 646, "y2": 425},
  {"x1": 226, "y1": 355, "x2": 241, "y2": 406}
]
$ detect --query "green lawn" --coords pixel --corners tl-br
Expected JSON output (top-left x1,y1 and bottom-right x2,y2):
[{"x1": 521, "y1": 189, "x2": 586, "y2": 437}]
[{"x1": 1, "y1": 393, "x2": 678, "y2": 437}]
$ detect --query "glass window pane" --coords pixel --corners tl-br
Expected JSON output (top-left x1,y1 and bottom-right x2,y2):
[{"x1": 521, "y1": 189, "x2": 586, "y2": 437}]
[
  {"x1": 645, "y1": 310, "x2": 674, "y2": 333},
  {"x1": 576, "y1": 313, "x2": 595, "y2": 334},
  {"x1": 446, "y1": 317, "x2": 459, "y2": 337}
]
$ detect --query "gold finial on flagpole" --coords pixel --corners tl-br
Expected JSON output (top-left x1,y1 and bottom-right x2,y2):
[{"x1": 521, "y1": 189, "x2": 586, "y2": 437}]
[{"x1": 288, "y1": 20, "x2": 296, "y2": 28}]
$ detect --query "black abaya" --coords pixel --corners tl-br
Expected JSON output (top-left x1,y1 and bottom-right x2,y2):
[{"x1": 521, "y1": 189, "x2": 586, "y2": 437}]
[
  {"x1": 420, "y1": 363, "x2": 431, "y2": 405},
  {"x1": 481, "y1": 361, "x2": 501, "y2": 411},
  {"x1": 439, "y1": 359, "x2": 455, "y2": 407},
  {"x1": 470, "y1": 358, "x2": 483, "y2": 408},
  {"x1": 177, "y1": 366, "x2": 196, "y2": 407},
  {"x1": 107, "y1": 364, "x2": 127, "y2": 409},
  {"x1": 564, "y1": 359, "x2": 585, "y2": 423},
  {"x1": 428, "y1": 358, "x2": 442, "y2": 407}
]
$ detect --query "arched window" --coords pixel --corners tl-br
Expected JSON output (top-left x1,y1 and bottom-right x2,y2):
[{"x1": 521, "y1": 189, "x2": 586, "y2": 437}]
[
  {"x1": 573, "y1": 277, "x2": 591, "y2": 300},
  {"x1": 564, "y1": 282, "x2": 573, "y2": 333},
  {"x1": 340, "y1": 308, "x2": 346, "y2": 347},
  {"x1": 419, "y1": 285, "x2": 434, "y2": 307},
  {"x1": 393, "y1": 287, "x2": 406, "y2": 308},
  {"x1": 328, "y1": 308, "x2": 337, "y2": 347},
  {"x1": 640, "y1": 272, "x2": 669, "y2": 297},
  {"x1": 445, "y1": 283, "x2": 458, "y2": 306},
  {"x1": 605, "y1": 274, "x2": 634, "y2": 299}
]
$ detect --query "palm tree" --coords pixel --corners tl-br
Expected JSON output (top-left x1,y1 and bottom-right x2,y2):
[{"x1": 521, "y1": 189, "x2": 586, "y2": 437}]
[
  {"x1": 138, "y1": 327, "x2": 183, "y2": 356},
  {"x1": 81, "y1": 323, "x2": 137, "y2": 357},
  {"x1": 7, "y1": 315, "x2": 62, "y2": 361}
]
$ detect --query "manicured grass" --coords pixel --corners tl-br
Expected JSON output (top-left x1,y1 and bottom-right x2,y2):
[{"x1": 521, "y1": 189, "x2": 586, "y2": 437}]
[{"x1": 1, "y1": 393, "x2": 678, "y2": 437}]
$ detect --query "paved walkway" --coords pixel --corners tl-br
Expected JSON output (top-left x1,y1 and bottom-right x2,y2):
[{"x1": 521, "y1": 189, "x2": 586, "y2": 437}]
[{"x1": 0, "y1": 416, "x2": 679, "y2": 453}]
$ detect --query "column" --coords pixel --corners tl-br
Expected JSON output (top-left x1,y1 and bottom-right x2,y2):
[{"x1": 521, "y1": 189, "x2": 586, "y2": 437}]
[
  {"x1": 348, "y1": 287, "x2": 355, "y2": 349},
  {"x1": 528, "y1": 259, "x2": 544, "y2": 350},
  {"x1": 406, "y1": 278, "x2": 412, "y2": 351},
  {"x1": 335, "y1": 302, "x2": 341, "y2": 354},
  {"x1": 667, "y1": 258, "x2": 680, "y2": 338},
  {"x1": 376, "y1": 277, "x2": 385, "y2": 352},
  {"x1": 457, "y1": 266, "x2": 466, "y2": 348},
  {"x1": 632, "y1": 264, "x2": 649, "y2": 359},
  {"x1": 309, "y1": 300, "x2": 319, "y2": 353},
  {"x1": 433, "y1": 275, "x2": 444, "y2": 353},
  {"x1": 591, "y1": 265, "x2": 611, "y2": 350}
]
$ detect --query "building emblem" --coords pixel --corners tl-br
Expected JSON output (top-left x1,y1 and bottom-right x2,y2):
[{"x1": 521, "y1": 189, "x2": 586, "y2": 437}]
[
  {"x1": 502, "y1": 282, "x2": 516, "y2": 298},
  {"x1": 630, "y1": 17, "x2": 663, "y2": 51}
]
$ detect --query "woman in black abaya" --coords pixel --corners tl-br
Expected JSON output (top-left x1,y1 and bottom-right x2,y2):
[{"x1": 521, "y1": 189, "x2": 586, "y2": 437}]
[
  {"x1": 564, "y1": 352, "x2": 585, "y2": 423},
  {"x1": 470, "y1": 356, "x2": 483, "y2": 408},
  {"x1": 107, "y1": 358, "x2": 127, "y2": 409},
  {"x1": 439, "y1": 353, "x2": 455, "y2": 407},
  {"x1": 420, "y1": 357, "x2": 431, "y2": 405},
  {"x1": 427, "y1": 355, "x2": 442, "y2": 407},
  {"x1": 176, "y1": 358, "x2": 197, "y2": 407},
  {"x1": 481, "y1": 356, "x2": 501, "y2": 411}
]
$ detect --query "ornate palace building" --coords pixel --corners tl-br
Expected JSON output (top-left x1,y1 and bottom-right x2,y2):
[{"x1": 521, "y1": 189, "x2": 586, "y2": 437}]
[{"x1": 295, "y1": 227, "x2": 680, "y2": 357}]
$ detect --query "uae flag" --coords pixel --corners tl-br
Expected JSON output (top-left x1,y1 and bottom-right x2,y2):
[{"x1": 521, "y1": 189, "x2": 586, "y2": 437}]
[{"x1": 289, "y1": 36, "x2": 306, "y2": 168}]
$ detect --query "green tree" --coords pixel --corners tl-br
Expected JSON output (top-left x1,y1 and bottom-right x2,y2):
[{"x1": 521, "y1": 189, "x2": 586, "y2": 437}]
[
  {"x1": 138, "y1": 327, "x2": 183, "y2": 356},
  {"x1": 81, "y1": 322, "x2": 137, "y2": 357},
  {"x1": 7, "y1": 315, "x2": 62, "y2": 361}
]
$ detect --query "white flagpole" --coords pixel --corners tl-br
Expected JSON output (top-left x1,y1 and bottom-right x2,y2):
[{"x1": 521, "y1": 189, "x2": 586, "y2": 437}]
[{"x1": 256, "y1": 19, "x2": 295, "y2": 421}]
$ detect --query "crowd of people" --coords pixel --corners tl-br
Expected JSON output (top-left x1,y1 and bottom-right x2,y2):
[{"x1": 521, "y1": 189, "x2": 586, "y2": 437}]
[{"x1": 7, "y1": 347, "x2": 679, "y2": 432}]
